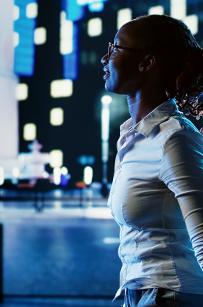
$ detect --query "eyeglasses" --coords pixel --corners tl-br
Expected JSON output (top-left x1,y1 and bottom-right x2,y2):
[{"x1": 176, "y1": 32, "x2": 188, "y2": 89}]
[{"x1": 108, "y1": 42, "x2": 144, "y2": 58}]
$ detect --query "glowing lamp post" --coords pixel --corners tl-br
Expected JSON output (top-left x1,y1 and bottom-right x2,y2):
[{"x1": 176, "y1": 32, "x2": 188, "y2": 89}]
[{"x1": 101, "y1": 95, "x2": 112, "y2": 195}]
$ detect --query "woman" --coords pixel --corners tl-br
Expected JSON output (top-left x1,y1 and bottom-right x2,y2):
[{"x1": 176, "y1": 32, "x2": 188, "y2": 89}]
[{"x1": 101, "y1": 15, "x2": 203, "y2": 307}]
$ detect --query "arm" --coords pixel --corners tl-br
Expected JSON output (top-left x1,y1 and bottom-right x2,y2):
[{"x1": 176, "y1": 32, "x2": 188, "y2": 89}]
[{"x1": 159, "y1": 129, "x2": 203, "y2": 269}]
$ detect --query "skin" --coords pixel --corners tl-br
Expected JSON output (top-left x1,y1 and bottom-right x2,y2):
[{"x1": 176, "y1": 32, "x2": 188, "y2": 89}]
[{"x1": 101, "y1": 18, "x2": 169, "y2": 123}]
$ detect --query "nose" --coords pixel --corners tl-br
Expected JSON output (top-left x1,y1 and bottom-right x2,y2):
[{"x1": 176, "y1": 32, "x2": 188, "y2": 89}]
[{"x1": 101, "y1": 52, "x2": 109, "y2": 65}]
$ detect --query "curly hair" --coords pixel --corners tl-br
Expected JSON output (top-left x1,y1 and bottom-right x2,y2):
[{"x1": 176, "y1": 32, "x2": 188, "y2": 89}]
[{"x1": 135, "y1": 15, "x2": 203, "y2": 121}]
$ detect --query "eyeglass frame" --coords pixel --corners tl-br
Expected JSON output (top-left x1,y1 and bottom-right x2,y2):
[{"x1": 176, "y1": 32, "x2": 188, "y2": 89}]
[{"x1": 108, "y1": 42, "x2": 145, "y2": 58}]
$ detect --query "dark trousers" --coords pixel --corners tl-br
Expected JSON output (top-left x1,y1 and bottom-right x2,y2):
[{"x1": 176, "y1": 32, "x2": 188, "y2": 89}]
[{"x1": 123, "y1": 288, "x2": 203, "y2": 307}]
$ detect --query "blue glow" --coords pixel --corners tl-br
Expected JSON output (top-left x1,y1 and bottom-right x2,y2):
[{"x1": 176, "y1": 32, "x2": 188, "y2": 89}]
[
  {"x1": 62, "y1": 0, "x2": 80, "y2": 80},
  {"x1": 88, "y1": 2, "x2": 104, "y2": 12},
  {"x1": 63, "y1": 52, "x2": 78, "y2": 80},
  {"x1": 62, "y1": 0, "x2": 84, "y2": 21},
  {"x1": 14, "y1": 0, "x2": 37, "y2": 76},
  {"x1": 77, "y1": 0, "x2": 107, "y2": 6}
]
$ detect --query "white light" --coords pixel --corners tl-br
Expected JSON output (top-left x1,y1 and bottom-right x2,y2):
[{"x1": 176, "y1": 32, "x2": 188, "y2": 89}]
[
  {"x1": 77, "y1": 0, "x2": 87, "y2": 4},
  {"x1": 77, "y1": 0, "x2": 95, "y2": 5},
  {"x1": 34, "y1": 27, "x2": 47, "y2": 45},
  {"x1": 101, "y1": 95, "x2": 112, "y2": 105},
  {"x1": 148, "y1": 5, "x2": 164, "y2": 15},
  {"x1": 50, "y1": 150, "x2": 63, "y2": 168},
  {"x1": 170, "y1": 0, "x2": 186, "y2": 19},
  {"x1": 0, "y1": 167, "x2": 5, "y2": 186},
  {"x1": 50, "y1": 79, "x2": 73, "y2": 98},
  {"x1": 13, "y1": 5, "x2": 20, "y2": 21},
  {"x1": 83, "y1": 166, "x2": 93, "y2": 185},
  {"x1": 87, "y1": 18, "x2": 102, "y2": 37},
  {"x1": 101, "y1": 104, "x2": 110, "y2": 141},
  {"x1": 13, "y1": 32, "x2": 19, "y2": 47},
  {"x1": 12, "y1": 167, "x2": 20, "y2": 178},
  {"x1": 89, "y1": 2, "x2": 104, "y2": 12},
  {"x1": 60, "y1": 12, "x2": 73, "y2": 54},
  {"x1": 61, "y1": 166, "x2": 68, "y2": 175},
  {"x1": 117, "y1": 8, "x2": 132, "y2": 29},
  {"x1": 53, "y1": 167, "x2": 61, "y2": 185},
  {"x1": 183, "y1": 15, "x2": 198, "y2": 35},
  {"x1": 170, "y1": 0, "x2": 198, "y2": 35},
  {"x1": 103, "y1": 237, "x2": 120, "y2": 244},
  {"x1": 26, "y1": 2, "x2": 38, "y2": 18},
  {"x1": 23, "y1": 123, "x2": 36, "y2": 141},
  {"x1": 16, "y1": 83, "x2": 28, "y2": 101},
  {"x1": 50, "y1": 108, "x2": 64, "y2": 126}
]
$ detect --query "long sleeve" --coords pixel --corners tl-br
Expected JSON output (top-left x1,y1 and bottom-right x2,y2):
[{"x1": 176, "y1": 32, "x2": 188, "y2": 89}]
[{"x1": 159, "y1": 129, "x2": 203, "y2": 270}]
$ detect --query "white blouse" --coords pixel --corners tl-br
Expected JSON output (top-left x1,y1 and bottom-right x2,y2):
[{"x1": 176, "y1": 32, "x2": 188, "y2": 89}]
[{"x1": 108, "y1": 99, "x2": 203, "y2": 299}]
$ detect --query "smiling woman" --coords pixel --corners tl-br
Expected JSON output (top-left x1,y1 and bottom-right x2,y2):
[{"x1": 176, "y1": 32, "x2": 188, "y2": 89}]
[{"x1": 101, "y1": 14, "x2": 203, "y2": 307}]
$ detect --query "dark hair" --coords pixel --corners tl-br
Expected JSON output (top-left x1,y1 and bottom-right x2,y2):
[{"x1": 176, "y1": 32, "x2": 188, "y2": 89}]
[{"x1": 136, "y1": 15, "x2": 203, "y2": 121}]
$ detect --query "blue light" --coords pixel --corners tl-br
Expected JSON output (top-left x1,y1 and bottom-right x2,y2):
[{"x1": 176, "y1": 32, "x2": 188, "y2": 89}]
[
  {"x1": 62, "y1": 0, "x2": 84, "y2": 22},
  {"x1": 62, "y1": 0, "x2": 80, "y2": 80},
  {"x1": 88, "y1": 2, "x2": 104, "y2": 12},
  {"x1": 14, "y1": 0, "x2": 37, "y2": 76},
  {"x1": 77, "y1": 0, "x2": 107, "y2": 6},
  {"x1": 62, "y1": 0, "x2": 108, "y2": 80},
  {"x1": 63, "y1": 52, "x2": 78, "y2": 80}
]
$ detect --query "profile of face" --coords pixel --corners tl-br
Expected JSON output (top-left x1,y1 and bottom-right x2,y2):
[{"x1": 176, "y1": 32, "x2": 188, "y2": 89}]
[{"x1": 101, "y1": 20, "x2": 147, "y2": 95}]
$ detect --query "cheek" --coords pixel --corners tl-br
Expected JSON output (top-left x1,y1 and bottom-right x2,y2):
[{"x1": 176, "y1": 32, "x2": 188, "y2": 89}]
[{"x1": 106, "y1": 57, "x2": 140, "y2": 93}]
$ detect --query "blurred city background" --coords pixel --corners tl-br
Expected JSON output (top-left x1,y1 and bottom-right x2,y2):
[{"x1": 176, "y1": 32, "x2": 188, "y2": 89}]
[{"x1": 0, "y1": 0, "x2": 203, "y2": 306}]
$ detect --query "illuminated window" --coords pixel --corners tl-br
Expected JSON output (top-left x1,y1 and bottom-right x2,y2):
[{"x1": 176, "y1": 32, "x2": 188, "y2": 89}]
[
  {"x1": 26, "y1": 2, "x2": 38, "y2": 18},
  {"x1": 170, "y1": 0, "x2": 186, "y2": 19},
  {"x1": 16, "y1": 83, "x2": 28, "y2": 101},
  {"x1": 13, "y1": 32, "x2": 20, "y2": 47},
  {"x1": 50, "y1": 150, "x2": 63, "y2": 168},
  {"x1": 60, "y1": 12, "x2": 73, "y2": 54},
  {"x1": 23, "y1": 123, "x2": 36, "y2": 141},
  {"x1": 50, "y1": 108, "x2": 64, "y2": 126},
  {"x1": 88, "y1": 2, "x2": 104, "y2": 12},
  {"x1": 117, "y1": 8, "x2": 132, "y2": 29},
  {"x1": 14, "y1": 2, "x2": 36, "y2": 76},
  {"x1": 77, "y1": 0, "x2": 104, "y2": 5},
  {"x1": 34, "y1": 27, "x2": 47, "y2": 45},
  {"x1": 0, "y1": 167, "x2": 5, "y2": 186},
  {"x1": 184, "y1": 15, "x2": 198, "y2": 35},
  {"x1": 87, "y1": 18, "x2": 102, "y2": 37},
  {"x1": 170, "y1": 0, "x2": 198, "y2": 35},
  {"x1": 148, "y1": 6, "x2": 164, "y2": 15},
  {"x1": 50, "y1": 79, "x2": 73, "y2": 98},
  {"x1": 13, "y1": 5, "x2": 20, "y2": 21}
]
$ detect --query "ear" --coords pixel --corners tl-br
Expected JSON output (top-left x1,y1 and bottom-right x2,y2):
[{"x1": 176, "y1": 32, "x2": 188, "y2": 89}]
[{"x1": 138, "y1": 54, "x2": 156, "y2": 72}]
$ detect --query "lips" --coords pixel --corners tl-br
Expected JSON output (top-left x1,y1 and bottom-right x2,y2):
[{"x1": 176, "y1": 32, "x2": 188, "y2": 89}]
[
  {"x1": 103, "y1": 72, "x2": 110, "y2": 80},
  {"x1": 103, "y1": 66, "x2": 110, "y2": 80}
]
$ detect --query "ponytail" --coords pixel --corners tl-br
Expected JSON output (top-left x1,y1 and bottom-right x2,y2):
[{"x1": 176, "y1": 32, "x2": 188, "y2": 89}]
[{"x1": 175, "y1": 48, "x2": 203, "y2": 121}]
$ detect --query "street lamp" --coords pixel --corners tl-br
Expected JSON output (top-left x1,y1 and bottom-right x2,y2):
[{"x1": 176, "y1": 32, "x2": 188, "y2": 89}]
[{"x1": 101, "y1": 94, "x2": 112, "y2": 196}]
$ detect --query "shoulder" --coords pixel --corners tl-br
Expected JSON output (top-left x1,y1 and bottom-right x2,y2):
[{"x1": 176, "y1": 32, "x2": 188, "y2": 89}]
[
  {"x1": 159, "y1": 116, "x2": 203, "y2": 182},
  {"x1": 158, "y1": 114, "x2": 202, "y2": 149}
]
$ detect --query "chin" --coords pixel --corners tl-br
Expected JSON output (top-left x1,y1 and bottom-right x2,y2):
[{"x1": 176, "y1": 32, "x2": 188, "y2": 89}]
[{"x1": 105, "y1": 79, "x2": 123, "y2": 94}]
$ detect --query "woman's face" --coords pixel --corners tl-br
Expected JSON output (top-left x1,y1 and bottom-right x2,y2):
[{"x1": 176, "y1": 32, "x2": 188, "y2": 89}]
[{"x1": 101, "y1": 22, "x2": 146, "y2": 95}]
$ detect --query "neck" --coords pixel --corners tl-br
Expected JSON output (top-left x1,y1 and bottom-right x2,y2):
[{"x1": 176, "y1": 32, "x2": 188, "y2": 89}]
[{"x1": 127, "y1": 89, "x2": 169, "y2": 124}]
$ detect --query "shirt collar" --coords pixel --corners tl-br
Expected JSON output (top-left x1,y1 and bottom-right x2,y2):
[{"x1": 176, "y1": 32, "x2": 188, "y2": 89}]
[{"x1": 120, "y1": 98, "x2": 180, "y2": 137}]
